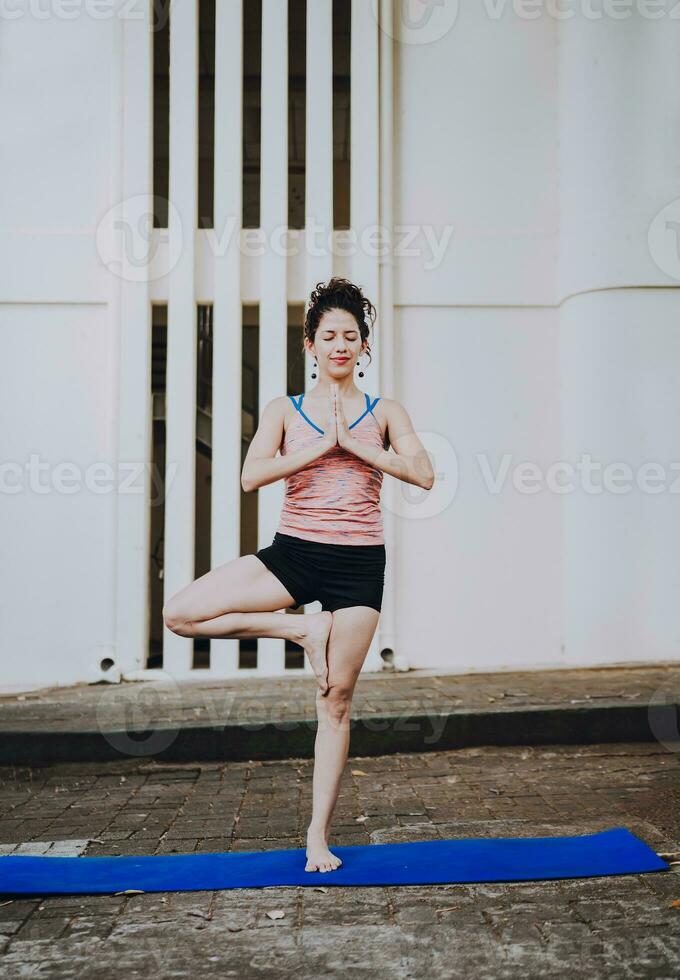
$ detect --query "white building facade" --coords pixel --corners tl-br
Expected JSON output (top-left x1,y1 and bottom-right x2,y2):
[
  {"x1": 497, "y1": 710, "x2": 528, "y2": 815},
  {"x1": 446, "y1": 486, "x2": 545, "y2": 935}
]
[{"x1": 1, "y1": 0, "x2": 678, "y2": 692}]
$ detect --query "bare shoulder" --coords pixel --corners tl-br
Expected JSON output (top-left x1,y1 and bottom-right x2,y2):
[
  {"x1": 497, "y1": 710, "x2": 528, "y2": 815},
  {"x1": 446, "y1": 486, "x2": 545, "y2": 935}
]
[
  {"x1": 265, "y1": 394, "x2": 300, "y2": 437},
  {"x1": 251, "y1": 395, "x2": 292, "y2": 443},
  {"x1": 375, "y1": 397, "x2": 415, "y2": 432},
  {"x1": 263, "y1": 394, "x2": 294, "y2": 420},
  {"x1": 374, "y1": 397, "x2": 421, "y2": 453}
]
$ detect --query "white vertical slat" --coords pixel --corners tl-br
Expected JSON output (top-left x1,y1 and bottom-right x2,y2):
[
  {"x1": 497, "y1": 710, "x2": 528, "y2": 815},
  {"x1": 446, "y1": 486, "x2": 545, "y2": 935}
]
[
  {"x1": 377, "y1": 0, "x2": 401, "y2": 668},
  {"x1": 299, "y1": 0, "x2": 335, "y2": 675},
  {"x1": 304, "y1": 0, "x2": 334, "y2": 394},
  {"x1": 209, "y1": 0, "x2": 244, "y2": 678},
  {"x1": 114, "y1": 9, "x2": 153, "y2": 675},
  {"x1": 351, "y1": 0, "x2": 383, "y2": 672},
  {"x1": 162, "y1": 0, "x2": 200, "y2": 677},
  {"x1": 257, "y1": 0, "x2": 289, "y2": 673}
]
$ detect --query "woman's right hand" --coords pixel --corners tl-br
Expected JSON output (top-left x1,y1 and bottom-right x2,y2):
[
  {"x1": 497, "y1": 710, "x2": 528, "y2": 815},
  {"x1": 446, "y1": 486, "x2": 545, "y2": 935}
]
[{"x1": 320, "y1": 385, "x2": 338, "y2": 451}]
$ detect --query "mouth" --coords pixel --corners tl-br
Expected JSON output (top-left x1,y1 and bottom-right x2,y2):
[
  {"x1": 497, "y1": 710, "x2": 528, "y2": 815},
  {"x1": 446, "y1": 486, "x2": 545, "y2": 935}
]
[{"x1": 331, "y1": 358, "x2": 350, "y2": 363}]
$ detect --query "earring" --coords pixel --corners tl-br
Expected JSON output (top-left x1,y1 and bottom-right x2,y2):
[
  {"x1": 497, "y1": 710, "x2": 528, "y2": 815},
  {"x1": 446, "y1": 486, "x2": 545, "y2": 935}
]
[
  {"x1": 311, "y1": 357, "x2": 317, "y2": 380},
  {"x1": 356, "y1": 357, "x2": 364, "y2": 378}
]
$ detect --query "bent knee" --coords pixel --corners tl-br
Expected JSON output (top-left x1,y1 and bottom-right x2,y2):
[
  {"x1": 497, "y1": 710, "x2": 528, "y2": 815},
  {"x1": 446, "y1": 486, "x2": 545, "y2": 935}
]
[{"x1": 162, "y1": 600, "x2": 192, "y2": 636}]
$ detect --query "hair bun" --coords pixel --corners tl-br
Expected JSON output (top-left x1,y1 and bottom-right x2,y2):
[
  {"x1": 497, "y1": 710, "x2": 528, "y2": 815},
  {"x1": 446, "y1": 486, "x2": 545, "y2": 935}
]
[{"x1": 304, "y1": 277, "x2": 376, "y2": 369}]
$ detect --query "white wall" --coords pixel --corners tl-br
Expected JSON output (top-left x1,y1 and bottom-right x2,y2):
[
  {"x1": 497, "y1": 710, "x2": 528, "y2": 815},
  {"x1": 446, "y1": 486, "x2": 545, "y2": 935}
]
[
  {"x1": 0, "y1": 12, "x2": 118, "y2": 689},
  {"x1": 394, "y1": 7, "x2": 558, "y2": 307},
  {"x1": 0, "y1": 305, "x2": 118, "y2": 688},
  {"x1": 394, "y1": 7, "x2": 680, "y2": 671},
  {"x1": 392, "y1": 305, "x2": 562, "y2": 672},
  {"x1": 0, "y1": 5, "x2": 677, "y2": 690},
  {"x1": 560, "y1": 289, "x2": 680, "y2": 667}
]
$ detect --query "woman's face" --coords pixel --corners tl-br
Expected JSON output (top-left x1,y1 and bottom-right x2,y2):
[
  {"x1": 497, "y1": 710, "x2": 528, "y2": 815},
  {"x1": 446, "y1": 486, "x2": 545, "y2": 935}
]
[{"x1": 307, "y1": 309, "x2": 365, "y2": 376}]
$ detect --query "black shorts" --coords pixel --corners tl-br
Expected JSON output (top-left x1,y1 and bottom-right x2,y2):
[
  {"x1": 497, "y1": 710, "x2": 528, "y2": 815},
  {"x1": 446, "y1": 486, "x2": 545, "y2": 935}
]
[{"x1": 254, "y1": 532, "x2": 386, "y2": 614}]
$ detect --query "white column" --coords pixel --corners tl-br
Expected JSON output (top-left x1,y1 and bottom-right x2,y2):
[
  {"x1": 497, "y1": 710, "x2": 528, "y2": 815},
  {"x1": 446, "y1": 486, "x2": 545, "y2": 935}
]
[
  {"x1": 209, "y1": 0, "x2": 244, "y2": 677},
  {"x1": 162, "y1": 0, "x2": 199, "y2": 677},
  {"x1": 257, "y1": 0, "x2": 289, "y2": 673},
  {"x1": 377, "y1": 0, "x2": 401, "y2": 669},
  {"x1": 304, "y1": 0, "x2": 334, "y2": 392},
  {"x1": 115, "y1": 9, "x2": 153, "y2": 676},
  {"x1": 558, "y1": 14, "x2": 680, "y2": 665},
  {"x1": 351, "y1": 0, "x2": 382, "y2": 672},
  {"x1": 297, "y1": 0, "x2": 335, "y2": 673}
]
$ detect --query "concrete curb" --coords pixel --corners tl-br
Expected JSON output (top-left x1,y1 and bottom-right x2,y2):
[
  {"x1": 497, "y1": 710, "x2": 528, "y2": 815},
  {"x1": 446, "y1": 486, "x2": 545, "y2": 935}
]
[{"x1": 2, "y1": 701, "x2": 678, "y2": 765}]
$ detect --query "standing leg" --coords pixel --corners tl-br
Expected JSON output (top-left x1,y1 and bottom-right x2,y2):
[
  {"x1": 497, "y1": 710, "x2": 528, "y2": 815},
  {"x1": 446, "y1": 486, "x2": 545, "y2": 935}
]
[{"x1": 304, "y1": 605, "x2": 380, "y2": 872}]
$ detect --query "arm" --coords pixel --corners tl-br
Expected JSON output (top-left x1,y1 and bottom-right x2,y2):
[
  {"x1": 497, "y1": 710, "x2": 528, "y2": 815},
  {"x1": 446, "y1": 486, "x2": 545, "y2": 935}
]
[
  {"x1": 241, "y1": 397, "x2": 334, "y2": 493},
  {"x1": 340, "y1": 398, "x2": 435, "y2": 490}
]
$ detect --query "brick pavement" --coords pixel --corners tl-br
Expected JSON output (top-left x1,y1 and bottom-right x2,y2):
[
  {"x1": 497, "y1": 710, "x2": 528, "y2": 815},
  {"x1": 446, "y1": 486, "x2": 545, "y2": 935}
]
[
  {"x1": 0, "y1": 664, "x2": 678, "y2": 765},
  {"x1": 0, "y1": 742, "x2": 679, "y2": 978}
]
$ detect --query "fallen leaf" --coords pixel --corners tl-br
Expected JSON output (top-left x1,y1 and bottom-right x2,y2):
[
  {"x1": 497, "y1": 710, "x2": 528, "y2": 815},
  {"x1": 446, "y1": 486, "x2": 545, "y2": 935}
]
[
  {"x1": 351, "y1": 770, "x2": 368, "y2": 776},
  {"x1": 114, "y1": 889, "x2": 145, "y2": 895},
  {"x1": 355, "y1": 815, "x2": 368, "y2": 823},
  {"x1": 266, "y1": 910, "x2": 285, "y2": 920},
  {"x1": 313, "y1": 887, "x2": 329, "y2": 893},
  {"x1": 0, "y1": 901, "x2": 12, "y2": 908},
  {"x1": 669, "y1": 899, "x2": 680, "y2": 909},
  {"x1": 226, "y1": 924, "x2": 243, "y2": 932}
]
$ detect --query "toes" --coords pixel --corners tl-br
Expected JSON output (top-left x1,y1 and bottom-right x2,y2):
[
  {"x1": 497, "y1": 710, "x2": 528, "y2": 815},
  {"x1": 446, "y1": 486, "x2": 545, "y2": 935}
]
[{"x1": 305, "y1": 862, "x2": 319, "y2": 872}]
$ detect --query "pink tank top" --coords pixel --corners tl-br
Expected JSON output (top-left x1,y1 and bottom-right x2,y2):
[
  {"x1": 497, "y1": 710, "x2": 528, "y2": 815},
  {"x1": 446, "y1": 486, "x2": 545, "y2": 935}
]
[{"x1": 276, "y1": 391, "x2": 385, "y2": 545}]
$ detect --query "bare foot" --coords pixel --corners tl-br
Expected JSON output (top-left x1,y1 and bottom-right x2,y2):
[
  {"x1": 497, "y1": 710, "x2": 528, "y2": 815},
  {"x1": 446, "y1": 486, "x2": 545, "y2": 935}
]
[
  {"x1": 299, "y1": 611, "x2": 332, "y2": 694},
  {"x1": 305, "y1": 828, "x2": 343, "y2": 873}
]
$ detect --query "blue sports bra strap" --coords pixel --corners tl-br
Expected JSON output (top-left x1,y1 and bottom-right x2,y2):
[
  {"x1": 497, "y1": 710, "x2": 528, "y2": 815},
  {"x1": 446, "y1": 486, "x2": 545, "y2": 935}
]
[
  {"x1": 368, "y1": 395, "x2": 380, "y2": 412},
  {"x1": 288, "y1": 393, "x2": 303, "y2": 411}
]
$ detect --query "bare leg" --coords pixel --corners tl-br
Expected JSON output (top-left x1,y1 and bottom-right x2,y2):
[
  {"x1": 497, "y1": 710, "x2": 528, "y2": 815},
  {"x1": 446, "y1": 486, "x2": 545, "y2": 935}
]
[
  {"x1": 304, "y1": 606, "x2": 380, "y2": 872},
  {"x1": 163, "y1": 554, "x2": 332, "y2": 692}
]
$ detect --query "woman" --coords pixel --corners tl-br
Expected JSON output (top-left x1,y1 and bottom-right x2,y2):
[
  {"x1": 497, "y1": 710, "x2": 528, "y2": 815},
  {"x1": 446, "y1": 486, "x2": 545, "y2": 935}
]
[{"x1": 163, "y1": 278, "x2": 435, "y2": 872}]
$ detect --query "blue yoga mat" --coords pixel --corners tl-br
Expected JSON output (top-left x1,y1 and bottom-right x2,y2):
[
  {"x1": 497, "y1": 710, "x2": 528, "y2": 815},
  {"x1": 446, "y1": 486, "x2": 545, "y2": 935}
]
[{"x1": 0, "y1": 828, "x2": 666, "y2": 894}]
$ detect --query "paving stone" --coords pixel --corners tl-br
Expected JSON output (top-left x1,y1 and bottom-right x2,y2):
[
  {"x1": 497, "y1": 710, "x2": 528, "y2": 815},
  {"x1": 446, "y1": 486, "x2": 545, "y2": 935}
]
[{"x1": 0, "y1": 743, "x2": 679, "y2": 976}]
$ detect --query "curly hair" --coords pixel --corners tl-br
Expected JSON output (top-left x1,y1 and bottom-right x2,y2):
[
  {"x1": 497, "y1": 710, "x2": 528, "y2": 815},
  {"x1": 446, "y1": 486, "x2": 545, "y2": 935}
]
[{"x1": 303, "y1": 277, "x2": 377, "y2": 370}]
